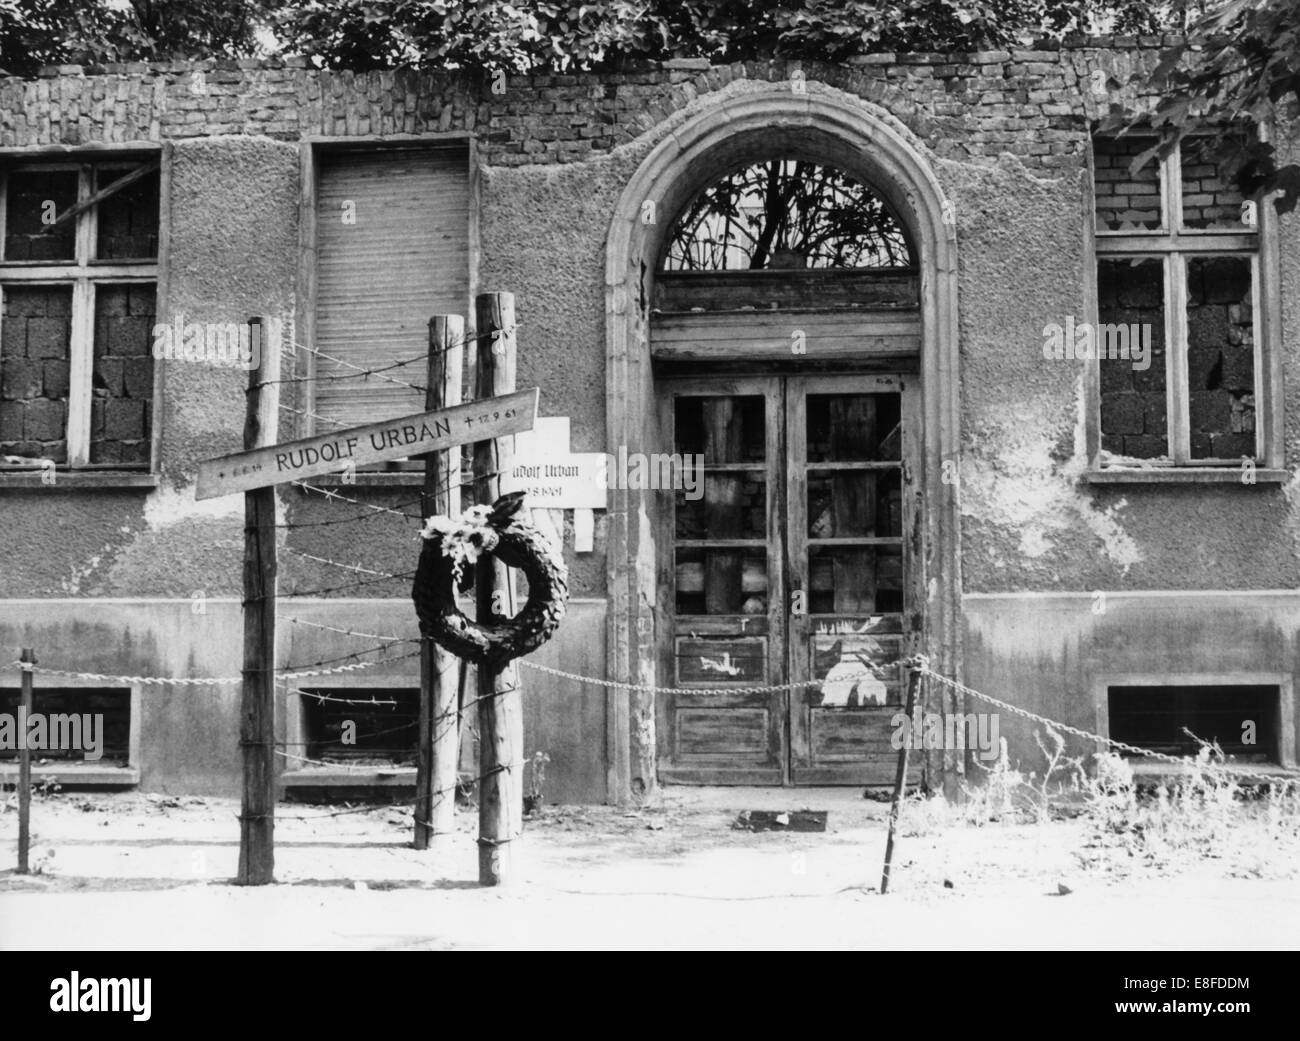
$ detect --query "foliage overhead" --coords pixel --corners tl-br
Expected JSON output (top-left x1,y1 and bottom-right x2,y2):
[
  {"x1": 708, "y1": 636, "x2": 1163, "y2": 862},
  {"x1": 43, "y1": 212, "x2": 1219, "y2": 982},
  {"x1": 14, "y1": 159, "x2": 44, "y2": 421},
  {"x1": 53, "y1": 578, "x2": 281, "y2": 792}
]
[
  {"x1": 0, "y1": 0, "x2": 267, "y2": 74},
  {"x1": 2, "y1": 0, "x2": 1184, "y2": 75},
  {"x1": 1103, "y1": 0, "x2": 1300, "y2": 214}
]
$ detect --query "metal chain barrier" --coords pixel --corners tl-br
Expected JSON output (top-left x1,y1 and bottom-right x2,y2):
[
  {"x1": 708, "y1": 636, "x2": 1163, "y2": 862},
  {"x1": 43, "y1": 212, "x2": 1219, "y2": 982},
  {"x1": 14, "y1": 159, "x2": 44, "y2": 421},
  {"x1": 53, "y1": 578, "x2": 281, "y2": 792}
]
[{"x1": 915, "y1": 660, "x2": 1300, "y2": 784}]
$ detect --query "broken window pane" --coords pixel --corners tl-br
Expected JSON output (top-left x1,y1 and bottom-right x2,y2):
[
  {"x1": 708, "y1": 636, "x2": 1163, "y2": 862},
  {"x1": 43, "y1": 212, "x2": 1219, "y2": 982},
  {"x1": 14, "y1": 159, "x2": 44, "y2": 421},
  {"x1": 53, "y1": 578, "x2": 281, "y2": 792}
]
[
  {"x1": 808, "y1": 468, "x2": 901, "y2": 538},
  {"x1": 4, "y1": 169, "x2": 77, "y2": 261},
  {"x1": 1187, "y1": 256, "x2": 1255, "y2": 460},
  {"x1": 95, "y1": 166, "x2": 160, "y2": 260},
  {"x1": 673, "y1": 395, "x2": 766, "y2": 462},
  {"x1": 1093, "y1": 136, "x2": 1163, "y2": 232},
  {"x1": 1180, "y1": 137, "x2": 1250, "y2": 231},
  {"x1": 1098, "y1": 258, "x2": 1167, "y2": 460},
  {"x1": 0, "y1": 284, "x2": 72, "y2": 463},
  {"x1": 91, "y1": 283, "x2": 154, "y2": 466},
  {"x1": 806, "y1": 392, "x2": 900, "y2": 462},
  {"x1": 675, "y1": 547, "x2": 767, "y2": 615},
  {"x1": 809, "y1": 545, "x2": 902, "y2": 614},
  {"x1": 676, "y1": 470, "x2": 765, "y2": 539}
]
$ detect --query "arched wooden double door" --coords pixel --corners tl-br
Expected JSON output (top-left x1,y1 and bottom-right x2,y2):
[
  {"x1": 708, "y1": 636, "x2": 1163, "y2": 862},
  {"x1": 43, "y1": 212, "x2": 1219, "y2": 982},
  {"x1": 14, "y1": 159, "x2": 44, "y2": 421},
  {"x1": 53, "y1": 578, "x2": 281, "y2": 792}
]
[{"x1": 655, "y1": 372, "x2": 922, "y2": 785}]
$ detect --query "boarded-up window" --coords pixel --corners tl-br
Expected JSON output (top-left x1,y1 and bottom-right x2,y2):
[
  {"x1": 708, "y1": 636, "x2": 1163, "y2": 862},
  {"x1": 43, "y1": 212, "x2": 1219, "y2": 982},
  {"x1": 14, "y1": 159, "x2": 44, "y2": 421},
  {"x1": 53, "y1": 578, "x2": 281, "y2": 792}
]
[{"x1": 314, "y1": 146, "x2": 470, "y2": 430}]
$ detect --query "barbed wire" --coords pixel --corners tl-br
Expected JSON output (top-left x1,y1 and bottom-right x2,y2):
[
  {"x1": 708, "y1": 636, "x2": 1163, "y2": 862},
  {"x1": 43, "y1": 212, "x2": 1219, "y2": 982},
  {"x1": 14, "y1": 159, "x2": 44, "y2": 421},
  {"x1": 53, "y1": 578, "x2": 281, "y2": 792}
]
[
  {"x1": 291, "y1": 480, "x2": 424, "y2": 521},
  {"x1": 285, "y1": 617, "x2": 422, "y2": 645},
  {"x1": 281, "y1": 569, "x2": 419, "y2": 598},
  {"x1": 267, "y1": 498, "x2": 426, "y2": 529},
  {"x1": 278, "y1": 402, "x2": 353, "y2": 429},
  {"x1": 282, "y1": 547, "x2": 408, "y2": 580},
  {"x1": 286, "y1": 688, "x2": 399, "y2": 707}
]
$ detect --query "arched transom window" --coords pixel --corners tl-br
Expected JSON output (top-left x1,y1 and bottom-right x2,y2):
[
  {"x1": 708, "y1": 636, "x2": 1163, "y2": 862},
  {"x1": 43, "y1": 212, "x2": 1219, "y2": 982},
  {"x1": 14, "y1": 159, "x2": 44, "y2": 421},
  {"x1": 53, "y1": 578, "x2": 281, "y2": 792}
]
[{"x1": 662, "y1": 159, "x2": 914, "y2": 272}]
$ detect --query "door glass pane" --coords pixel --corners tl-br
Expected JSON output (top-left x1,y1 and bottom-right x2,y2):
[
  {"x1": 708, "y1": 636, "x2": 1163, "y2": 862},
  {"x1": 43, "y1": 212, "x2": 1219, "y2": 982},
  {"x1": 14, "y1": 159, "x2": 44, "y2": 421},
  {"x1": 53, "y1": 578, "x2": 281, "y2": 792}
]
[
  {"x1": 676, "y1": 547, "x2": 767, "y2": 615},
  {"x1": 1187, "y1": 255, "x2": 1255, "y2": 459},
  {"x1": 676, "y1": 470, "x2": 765, "y2": 539},
  {"x1": 809, "y1": 545, "x2": 902, "y2": 614},
  {"x1": 808, "y1": 468, "x2": 900, "y2": 538},
  {"x1": 674, "y1": 395, "x2": 765, "y2": 462},
  {"x1": 806, "y1": 393, "x2": 900, "y2": 462}
]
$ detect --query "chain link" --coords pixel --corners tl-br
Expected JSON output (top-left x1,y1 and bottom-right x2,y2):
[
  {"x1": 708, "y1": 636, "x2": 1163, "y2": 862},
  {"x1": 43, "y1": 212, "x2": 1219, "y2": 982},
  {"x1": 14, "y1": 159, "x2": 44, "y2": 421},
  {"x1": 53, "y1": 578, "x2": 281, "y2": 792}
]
[{"x1": 918, "y1": 665, "x2": 1300, "y2": 784}]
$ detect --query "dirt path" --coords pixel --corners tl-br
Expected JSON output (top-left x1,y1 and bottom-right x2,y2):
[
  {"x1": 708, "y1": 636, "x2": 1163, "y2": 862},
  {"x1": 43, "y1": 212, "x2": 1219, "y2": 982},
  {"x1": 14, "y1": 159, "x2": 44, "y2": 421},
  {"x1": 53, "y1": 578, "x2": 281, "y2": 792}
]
[{"x1": 2, "y1": 790, "x2": 1297, "y2": 949}]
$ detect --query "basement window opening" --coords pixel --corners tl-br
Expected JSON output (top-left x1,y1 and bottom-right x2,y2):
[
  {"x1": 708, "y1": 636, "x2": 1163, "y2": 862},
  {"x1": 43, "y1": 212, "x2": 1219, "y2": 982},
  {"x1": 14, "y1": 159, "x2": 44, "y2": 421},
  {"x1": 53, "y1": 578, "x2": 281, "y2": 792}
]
[
  {"x1": 1108, "y1": 684, "x2": 1279, "y2": 762},
  {"x1": 300, "y1": 687, "x2": 420, "y2": 766},
  {"x1": 0, "y1": 686, "x2": 132, "y2": 765}
]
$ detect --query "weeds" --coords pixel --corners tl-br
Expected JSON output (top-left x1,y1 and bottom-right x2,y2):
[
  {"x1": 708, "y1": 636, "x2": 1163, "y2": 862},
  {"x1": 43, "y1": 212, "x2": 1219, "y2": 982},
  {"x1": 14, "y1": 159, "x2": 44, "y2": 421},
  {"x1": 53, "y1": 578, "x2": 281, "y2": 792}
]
[{"x1": 898, "y1": 726, "x2": 1300, "y2": 881}]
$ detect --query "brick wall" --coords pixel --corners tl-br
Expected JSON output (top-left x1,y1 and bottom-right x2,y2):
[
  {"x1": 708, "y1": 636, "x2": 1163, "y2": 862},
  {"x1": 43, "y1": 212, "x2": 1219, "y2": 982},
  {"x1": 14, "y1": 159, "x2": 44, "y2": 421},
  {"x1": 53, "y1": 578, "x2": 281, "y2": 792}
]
[
  {"x1": 0, "y1": 285, "x2": 72, "y2": 463},
  {"x1": 0, "y1": 38, "x2": 1179, "y2": 168}
]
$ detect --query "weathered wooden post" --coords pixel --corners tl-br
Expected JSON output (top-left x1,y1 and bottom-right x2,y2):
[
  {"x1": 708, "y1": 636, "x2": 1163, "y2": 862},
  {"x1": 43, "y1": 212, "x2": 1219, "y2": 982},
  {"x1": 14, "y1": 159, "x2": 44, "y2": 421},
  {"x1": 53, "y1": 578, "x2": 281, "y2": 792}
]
[
  {"x1": 880, "y1": 656, "x2": 923, "y2": 894},
  {"x1": 415, "y1": 315, "x2": 465, "y2": 849},
  {"x1": 237, "y1": 316, "x2": 279, "y2": 885},
  {"x1": 474, "y1": 292, "x2": 523, "y2": 886},
  {"x1": 16, "y1": 647, "x2": 35, "y2": 873}
]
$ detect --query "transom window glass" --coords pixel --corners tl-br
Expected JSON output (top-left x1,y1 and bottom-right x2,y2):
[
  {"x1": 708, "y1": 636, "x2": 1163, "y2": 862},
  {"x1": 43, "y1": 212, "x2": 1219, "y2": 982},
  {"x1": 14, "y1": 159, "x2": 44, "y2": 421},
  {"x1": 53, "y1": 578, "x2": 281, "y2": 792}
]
[{"x1": 663, "y1": 159, "x2": 914, "y2": 272}]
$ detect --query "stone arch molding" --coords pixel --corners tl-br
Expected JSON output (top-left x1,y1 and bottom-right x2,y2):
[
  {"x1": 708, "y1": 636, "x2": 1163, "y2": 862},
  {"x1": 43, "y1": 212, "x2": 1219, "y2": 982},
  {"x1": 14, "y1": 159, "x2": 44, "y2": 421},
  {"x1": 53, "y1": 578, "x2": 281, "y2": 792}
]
[{"x1": 602, "y1": 81, "x2": 962, "y2": 800}]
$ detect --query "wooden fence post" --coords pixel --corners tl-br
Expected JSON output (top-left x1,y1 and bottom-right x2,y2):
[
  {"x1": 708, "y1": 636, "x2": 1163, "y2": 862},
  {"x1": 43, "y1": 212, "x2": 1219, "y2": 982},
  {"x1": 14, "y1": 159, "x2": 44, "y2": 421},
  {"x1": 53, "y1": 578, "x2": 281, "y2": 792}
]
[
  {"x1": 237, "y1": 316, "x2": 279, "y2": 885},
  {"x1": 16, "y1": 647, "x2": 34, "y2": 873},
  {"x1": 415, "y1": 314, "x2": 465, "y2": 849},
  {"x1": 473, "y1": 292, "x2": 523, "y2": 886},
  {"x1": 880, "y1": 658, "x2": 923, "y2": 894}
]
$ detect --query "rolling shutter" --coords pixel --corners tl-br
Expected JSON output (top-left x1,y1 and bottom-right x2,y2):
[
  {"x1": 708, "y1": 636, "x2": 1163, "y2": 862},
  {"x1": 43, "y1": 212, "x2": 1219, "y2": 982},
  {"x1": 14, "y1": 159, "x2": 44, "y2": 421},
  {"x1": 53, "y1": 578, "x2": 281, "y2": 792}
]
[{"x1": 314, "y1": 146, "x2": 470, "y2": 428}]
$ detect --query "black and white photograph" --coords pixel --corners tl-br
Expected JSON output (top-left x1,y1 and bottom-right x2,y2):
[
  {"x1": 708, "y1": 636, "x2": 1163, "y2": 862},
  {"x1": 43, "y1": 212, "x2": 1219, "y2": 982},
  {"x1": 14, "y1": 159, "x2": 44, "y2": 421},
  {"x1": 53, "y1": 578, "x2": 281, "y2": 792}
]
[{"x1": 0, "y1": 0, "x2": 1296, "y2": 988}]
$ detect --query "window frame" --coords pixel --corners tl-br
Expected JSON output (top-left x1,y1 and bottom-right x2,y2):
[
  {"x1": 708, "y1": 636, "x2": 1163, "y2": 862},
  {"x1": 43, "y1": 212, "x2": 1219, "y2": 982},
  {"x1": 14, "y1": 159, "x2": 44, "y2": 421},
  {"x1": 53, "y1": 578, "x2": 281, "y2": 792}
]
[
  {"x1": 0, "y1": 148, "x2": 163, "y2": 479},
  {"x1": 281, "y1": 674, "x2": 424, "y2": 788},
  {"x1": 1084, "y1": 130, "x2": 1285, "y2": 483},
  {"x1": 1093, "y1": 670, "x2": 1295, "y2": 769},
  {"x1": 0, "y1": 676, "x2": 142, "y2": 786}
]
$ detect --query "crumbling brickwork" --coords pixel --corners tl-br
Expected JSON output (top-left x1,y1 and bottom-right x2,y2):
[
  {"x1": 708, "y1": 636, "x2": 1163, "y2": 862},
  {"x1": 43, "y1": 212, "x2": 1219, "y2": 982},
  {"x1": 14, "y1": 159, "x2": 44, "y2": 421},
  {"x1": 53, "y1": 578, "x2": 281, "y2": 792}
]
[
  {"x1": 91, "y1": 283, "x2": 154, "y2": 466},
  {"x1": 0, "y1": 38, "x2": 1181, "y2": 169},
  {"x1": 0, "y1": 285, "x2": 72, "y2": 463}
]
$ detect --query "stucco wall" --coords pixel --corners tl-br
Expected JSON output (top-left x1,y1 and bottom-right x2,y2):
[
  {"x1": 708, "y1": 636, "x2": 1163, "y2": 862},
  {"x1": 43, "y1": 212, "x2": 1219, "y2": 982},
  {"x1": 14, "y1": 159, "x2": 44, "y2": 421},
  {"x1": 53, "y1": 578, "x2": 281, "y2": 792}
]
[
  {"x1": 2, "y1": 43, "x2": 1299, "y2": 797},
  {"x1": 0, "y1": 599, "x2": 606, "y2": 801}
]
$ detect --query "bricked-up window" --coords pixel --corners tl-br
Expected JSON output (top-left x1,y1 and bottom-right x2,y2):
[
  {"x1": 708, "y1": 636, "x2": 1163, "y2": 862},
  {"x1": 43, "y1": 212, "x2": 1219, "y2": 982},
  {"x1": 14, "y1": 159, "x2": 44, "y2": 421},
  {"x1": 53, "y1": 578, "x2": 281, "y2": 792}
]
[
  {"x1": 1091, "y1": 134, "x2": 1262, "y2": 468},
  {"x1": 0, "y1": 157, "x2": 160, "y2": 470}
]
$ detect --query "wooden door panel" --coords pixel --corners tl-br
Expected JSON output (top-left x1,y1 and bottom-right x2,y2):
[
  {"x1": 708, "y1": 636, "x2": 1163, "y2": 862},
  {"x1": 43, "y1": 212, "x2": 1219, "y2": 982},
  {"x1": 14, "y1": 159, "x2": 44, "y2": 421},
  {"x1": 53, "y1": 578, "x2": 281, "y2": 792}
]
[
  {"x1": 788, "y1": 375, "x2": 921, "y2": 785},
  {"x1": 658, "y1": 379, "x2": 786, "y2": 784}
]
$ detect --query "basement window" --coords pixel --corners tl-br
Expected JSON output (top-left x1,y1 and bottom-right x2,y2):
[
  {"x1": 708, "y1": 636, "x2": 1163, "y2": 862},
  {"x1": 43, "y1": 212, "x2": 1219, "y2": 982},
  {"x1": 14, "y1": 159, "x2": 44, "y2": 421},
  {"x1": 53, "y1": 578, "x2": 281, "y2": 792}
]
[
  {"x1": 0, "y1": 156, "x2": 160, "y2": 476},
  {"x1": 0, "y1": 686, "x2": 133, "y2": 769},
  {"x1": 299, "y1": 687, "x2": 419, "y2": 766},
  {"x1": 1108, "y1": 684, "x2": 1279, "y2": 762},
  {"x1": 1086, "y1": 133, "x2": 1282, "y2": 481}
]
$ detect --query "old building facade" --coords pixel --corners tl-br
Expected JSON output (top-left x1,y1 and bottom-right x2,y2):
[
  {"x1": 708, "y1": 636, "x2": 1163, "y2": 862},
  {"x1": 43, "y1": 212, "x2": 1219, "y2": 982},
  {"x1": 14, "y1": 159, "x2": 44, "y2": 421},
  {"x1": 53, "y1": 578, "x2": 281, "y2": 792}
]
[{"x1": 1, "y1": 39, "x2": 1297, "y2": 802}]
